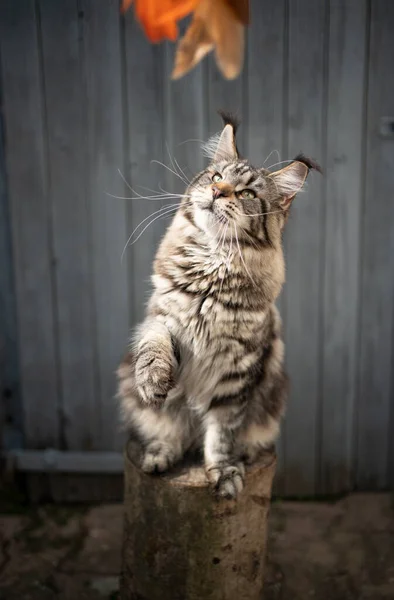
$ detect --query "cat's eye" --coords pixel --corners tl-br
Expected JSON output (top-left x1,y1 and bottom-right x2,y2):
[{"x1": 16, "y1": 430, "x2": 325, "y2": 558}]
[
  {"x1": 212, "y1": 173, "x2": 223, "y2": 183},
  {"x1": 239, "y1": 189, "x2": 256, "y2": 199}
]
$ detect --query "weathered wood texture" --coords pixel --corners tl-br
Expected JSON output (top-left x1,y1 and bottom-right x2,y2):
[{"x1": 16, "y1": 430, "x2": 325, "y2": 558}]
[
  {"x1": 121, "y1": 442, "x2": 276, "y2": 600},
  {"x1": 357, "y1": 0, "x2": 394, "y2": 490},
  {"x1": 0, "y1": 0, "x2": 60, "y2": 449},
  {"x1": 321, "y1": 0, "x2": 367, "y2": 494},
  {"x1": 283, "y1": 0, "x2": 327, "y2": 496},
  {"x1": 1, "y1": 0, "x2": 393, "y2": 495},
  {"x1": 0, "y1": 58, "x2": 22, "y2": 451}
]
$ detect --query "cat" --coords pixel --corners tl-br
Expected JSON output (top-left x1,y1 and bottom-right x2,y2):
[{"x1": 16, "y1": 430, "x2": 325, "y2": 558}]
[{"x1": 117, "y1": 112, "x2": 320, "y2": 499}]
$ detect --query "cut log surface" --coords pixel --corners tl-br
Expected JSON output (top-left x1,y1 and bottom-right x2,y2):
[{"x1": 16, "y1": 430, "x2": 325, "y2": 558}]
[{"x1": 121, "y1": 440, "x2": 277, "y2": 600}]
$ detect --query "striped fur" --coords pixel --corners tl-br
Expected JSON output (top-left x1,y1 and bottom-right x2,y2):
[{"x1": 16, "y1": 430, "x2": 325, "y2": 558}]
[{"x1": 117, "y1": 118, "x2": 319, "y2": 498}]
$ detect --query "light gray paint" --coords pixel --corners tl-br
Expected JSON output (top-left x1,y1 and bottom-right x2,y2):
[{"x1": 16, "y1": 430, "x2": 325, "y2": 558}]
[
  {"x1": 0, "y1": 45, "x2": 22, "y2": 450},
  {"x1": 321, "y1": 0, "x2": 367, "y2": 494},
  {"x1": 1, "y1": 0, "x2": 393, "y2": 495},
  {"x1": 0, "y1": 0, "x2": 60, "y2": 448},
  {"x1": 283, "y1": 0, "x2": 327, "y2": 495},
  {"x1": 7, "y1": 449, "x2": 124, "y2": 474},
  {"x1": 357, "y1": 0, "x2": 394, "y2": 490}
]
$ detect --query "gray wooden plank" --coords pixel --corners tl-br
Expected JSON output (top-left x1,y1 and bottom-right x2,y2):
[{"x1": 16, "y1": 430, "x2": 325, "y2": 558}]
[
  {"x1": 123, "y1": 12, "x2": 167, "y2": 327},
  {"x1": 81, "y1": 0, "x2": 129, "y2": 451},
  {"x1": 0, "y1": 62, "x2": 23, "y2": 451},
  {"x1": 247, "y1": 0, "x2": 285, "y2": 168},
  {"x1": 320, "y1": 0, "x2": 367, "y2": 495},
  {"x1": 247, "y1": 0, "x2": 287, "y2": 494},
  {"x1": 357, "y1": 0, "x2": 394, "y2": 490},
  {"x1": 283, "y1": 0, "x2": 327, "y2": 496},
  {"x1": 38, "y1": 0, "x2": 98, "y2": 450},
  {"x1": 27, "y1": 473, "x2": 123, "y2": 503},
  {"x1": 0, "y1": 0, "x2": 59, "y2": 449},
  {"x1": 12, "y1": 449, "x2": 123, "y2": 474},
  {"x1": 164, "y1": 30, "x2": 205, "y2": 193},
  {"x1": 207, "y1": 36, "x2": 246, "y2": 151}
]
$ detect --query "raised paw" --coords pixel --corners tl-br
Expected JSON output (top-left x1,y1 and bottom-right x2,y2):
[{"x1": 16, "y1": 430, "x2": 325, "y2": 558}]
[
  {"x1": 206, "y1": 462, "x2": 245, "y2": 499},
  {"x1": 135, "y1": 354, "x2": 175, "y2": 407},
  {"x1": 141, "y1": 444, "x2": 175, "y2": 474}
]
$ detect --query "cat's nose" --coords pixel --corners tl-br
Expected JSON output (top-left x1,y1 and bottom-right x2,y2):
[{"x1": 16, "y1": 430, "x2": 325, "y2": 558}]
[
  {"x1": 212, "y1": 186, "x2": 224, "y2": 199},
  {"x1": 212, "y1": 183, "x2": 233, "y2": 199}
]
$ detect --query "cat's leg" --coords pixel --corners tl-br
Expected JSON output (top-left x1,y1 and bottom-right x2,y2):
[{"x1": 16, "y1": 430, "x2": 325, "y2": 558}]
[
  {"x1": 118, "y1": 319, "x2": 190, "y2": 473},
  {"x1": 204, "y1": 402, "x2": 247, "y2": 499},
  {"x1": 134, "y1": 318, "x2": 178, "y2": 407},
  {"x1": 237, "y1": 371, "x2": 288, "y2": 465},
  {"x1": 135, "y1": 398, "x2": 193, "y2": 474},
  {"x1": 237, "y1": 416, "x2": 280, "y2": 465},
  {"x1": 118, "y1": 356, "x2": 192, "y2": 473}
]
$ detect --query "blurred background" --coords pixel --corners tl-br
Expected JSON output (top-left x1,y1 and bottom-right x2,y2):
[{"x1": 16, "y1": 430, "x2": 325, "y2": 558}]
[{"x1": 1, "y1": 0, "x2": 393, "y2": 504}]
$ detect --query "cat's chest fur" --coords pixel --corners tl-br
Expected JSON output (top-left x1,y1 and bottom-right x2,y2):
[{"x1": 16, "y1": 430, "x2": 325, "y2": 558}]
[
  {"x1": 151, "y1": 248, "x2": 268, "y2": 409},
  {"x1": 153, "y1": 247, "x2": 267, "y2": 347}
]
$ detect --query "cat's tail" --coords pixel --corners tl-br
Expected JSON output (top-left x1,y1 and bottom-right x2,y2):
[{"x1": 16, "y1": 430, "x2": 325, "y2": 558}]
[{"x1": 116, "y1": 352, "x2": 137, "y2": 429}]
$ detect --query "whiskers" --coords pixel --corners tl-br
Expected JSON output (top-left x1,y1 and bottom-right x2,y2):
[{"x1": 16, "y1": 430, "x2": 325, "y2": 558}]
[
  {"x1": 120, "y1": 203, "x2": 180, "y2": 262},
  {"x1": 212, "y1": 221, "x2": 256, "y2": 295},
  {"x1": 234, "y1": 225, "x2": 257, "y2": 287},
  {"x1": 218, "y1": 223, "x2": 234, "y2": 297},
  {"x1": 108, "y1": 159, "x2": 193, "y2": 260},
  {"x1": 106, "y1": 169, "x2": 189, "y2": 203},
  {"x1": 237, "y1": 208, "x2": 285, "y2": 218},
  {"x1": 152, "y1": 144, "x2": 205, "y2": 196},
  {"x1": 209, "y1": 212, "x2": 260, "y2": 289}
]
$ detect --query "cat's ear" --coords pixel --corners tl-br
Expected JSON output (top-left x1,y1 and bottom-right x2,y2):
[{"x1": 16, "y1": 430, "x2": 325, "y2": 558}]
[
  {"x1": 270, "y1": 154, "x2": 321, "y2": 209},
  {"x1": 214, "y1": 123, "x2": 238, "y2": 161},
  {"x1": 203, "y1": 111, "x2": 239, "y2": 162}
]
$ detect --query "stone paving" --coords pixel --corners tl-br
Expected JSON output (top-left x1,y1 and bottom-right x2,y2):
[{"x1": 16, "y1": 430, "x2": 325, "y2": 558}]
[{"x1": 0, "y1": 494, "x2": 393, "y2": 599}]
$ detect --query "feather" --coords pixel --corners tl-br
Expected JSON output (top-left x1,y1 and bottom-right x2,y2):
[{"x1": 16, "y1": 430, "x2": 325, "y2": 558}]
[{"x1": 172, "y1": 0, "x2": 248, "y2": 80}]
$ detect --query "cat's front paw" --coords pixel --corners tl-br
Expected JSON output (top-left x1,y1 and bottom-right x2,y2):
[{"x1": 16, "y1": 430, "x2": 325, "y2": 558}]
[
  {"x1": 206, "y1": 462, "x2": 245, "y2": 499},
  {"x1": 141, "y1": 443, "x2": 176, "y2": 473},
  {"x1": 135, "y1": 353, "x2": 174, "y2": 408}
]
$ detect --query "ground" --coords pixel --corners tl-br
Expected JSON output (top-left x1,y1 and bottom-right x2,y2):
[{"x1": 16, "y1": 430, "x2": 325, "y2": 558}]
[{"x1": 0, "y1": 494, "x2": 393, "y2": 599}]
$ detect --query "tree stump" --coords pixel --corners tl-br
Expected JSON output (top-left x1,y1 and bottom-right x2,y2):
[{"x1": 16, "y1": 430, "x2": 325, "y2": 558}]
[{"x1": 120, "y1": 440, "x2": 277, "y2": 600}]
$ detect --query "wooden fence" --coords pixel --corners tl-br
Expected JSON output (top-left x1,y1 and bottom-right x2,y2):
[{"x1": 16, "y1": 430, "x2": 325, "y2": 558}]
[{"x1": 0, "y1": 0, "x2": 393, "y2": 496}]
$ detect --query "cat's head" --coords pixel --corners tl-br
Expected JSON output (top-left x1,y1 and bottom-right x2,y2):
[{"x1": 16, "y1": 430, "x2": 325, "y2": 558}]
[{"x1": 186, "y1": 112, "x2": 321, "y2": 246}]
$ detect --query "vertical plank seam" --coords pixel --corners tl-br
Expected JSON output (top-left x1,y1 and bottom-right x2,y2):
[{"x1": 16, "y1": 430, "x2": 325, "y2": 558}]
[
  {"x1": 162, "y1": 44, "x2": 169, "y2": 158},
  {"x1": 0, "y1": 41, "x2": 23, "y2": 447},
  {"x1": 157, "y1": 43, "x2": 171, "y2": 252},
  {"x1": 77, "y1": 0, "x2": 101, "y2": 448},
  {"x1": 281, "y1": 0, "x2": 289, "y2": 495},
  {"x1": 201, "y1": 62, "x2": 209, "y2": 142},
  {"x1": 34, "y1": 0, "x2": 62, "y2": 448},
  {"x1": 242, "y1": 22, "x2": 249, "y2": 157},
  {"x1": 316, "y1": 0, "x2": 330, "y2": 495},
  {"x1": 386, "y1": 0, "x2": 394, "y2": 489},
  {"x1": 199, "y1": 49, "x2": 207, "y2": 171},
  {"x1": 353, "y1": 0, "x2": 371, "y2": 490},
  {"x1": 119, "y1": 4, "x2": 133, "y2": 333},
  {"x1": 162, "y1": 44, "x2": 172, "y2": 199}
]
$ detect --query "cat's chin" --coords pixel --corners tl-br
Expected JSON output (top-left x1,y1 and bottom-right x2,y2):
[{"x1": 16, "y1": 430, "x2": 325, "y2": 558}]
[{"x1": 193, "y1": 206, "x2": 223, "y2": 236}]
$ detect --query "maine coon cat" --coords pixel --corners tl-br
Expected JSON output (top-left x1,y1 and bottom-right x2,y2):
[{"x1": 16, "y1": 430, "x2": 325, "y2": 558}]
[{"x1": 118, "y1": 113, "x2": 320, "y2": 499}]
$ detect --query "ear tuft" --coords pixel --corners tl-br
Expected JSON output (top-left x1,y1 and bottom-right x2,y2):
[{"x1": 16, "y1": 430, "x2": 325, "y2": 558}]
[
  {"x1": 218, "y1": 110, "x2": 240, "y2": 135},
  {"x1": 202, "y1": 113, "x2": 239, "y2": 162},
  {"x1": 269, "y1": 154, "x2": 321, "y2": 209},
  {"x1": 293, "y1": 153, "x2": 323, "y2": 174}
]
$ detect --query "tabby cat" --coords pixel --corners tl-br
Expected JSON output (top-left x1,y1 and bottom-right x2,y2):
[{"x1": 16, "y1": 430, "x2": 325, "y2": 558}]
[{"x1": 118, "y1": 113, "x2": 320, "y2": 499}]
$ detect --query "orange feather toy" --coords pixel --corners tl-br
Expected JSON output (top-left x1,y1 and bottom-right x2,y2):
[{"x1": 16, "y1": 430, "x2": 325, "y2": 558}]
[{"x1": 121, "y1": 0, "x2": 249, "y2": 79}]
